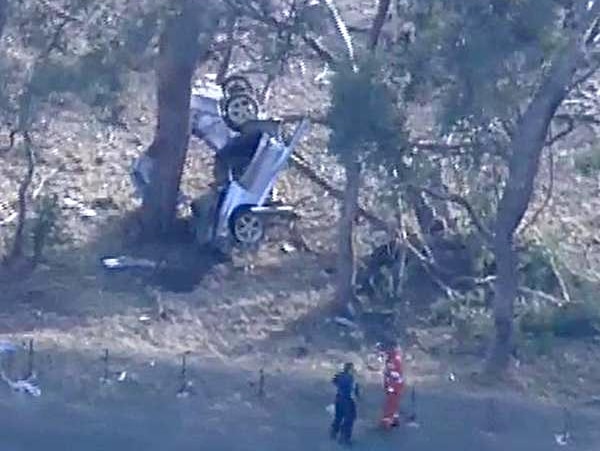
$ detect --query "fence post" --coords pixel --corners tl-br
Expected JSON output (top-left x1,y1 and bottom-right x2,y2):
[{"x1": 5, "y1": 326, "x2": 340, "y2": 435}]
[
  {"x1": 101, "y1": 348, "x2": 109, "y2": 383},
  {"x1": 26, "y1": 339, "x2": 34, "y2": 379},
  {"x1": 559, "y1": 406, "x2": 572, "y2": 445},
  {"x1": 177, "y1": 351, "x2": 192, "y2": 397},
  {"x1": 258, "y1": 368, "x2": 265, "y2": 398}
]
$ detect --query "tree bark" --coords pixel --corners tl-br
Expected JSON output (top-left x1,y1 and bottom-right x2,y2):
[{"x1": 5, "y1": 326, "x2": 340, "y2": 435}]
[
  {"x1": 0, "y1": 0, "x2": 7, "y2": 39},
  {"x1": 368, "y1": 0, "x2": 391, "y2": 50},
  {"x1": 488, "y1": 234, "x2": 517, "y2": 371},
  {"x1": 487, "y1": 16, "x2": 597, "y2": 372},
  {"x1": 6, "y1": 133, "x2": 34, "y2": 265},
  {"x1": 139, "y1": 1, "x2": 211, "y2": 237},
  {"x1": 336, "y1": 158, "x2": 361, "y2": 313}
]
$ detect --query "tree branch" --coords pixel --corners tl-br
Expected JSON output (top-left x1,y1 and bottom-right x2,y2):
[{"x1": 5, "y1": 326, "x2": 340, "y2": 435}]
[
  {"x1": 301, "y1": 35, "x2": 336, "y2": 66},
  {"x1": 545, "y1": 115, "x2": 575, "y2": 146},
  {"x1": 518, "y1": 150, "x2": 555, "y2": 235},
  {"x1": 555, "y1": 112, "x2": 600, "y2": 126},
  {"x1": 281, "y1": 113, "x2": 476, "y2": 154},
  {"x1": 411, "y1": 185, "x2": 493, "y2": 242},
  {"x1": 518, "y1": 286, "x2": 565, "y2": 306},
  {"x1": 216, "y1": 13, "x2": 238, "y2": 84},
  {"x1": 289, "y1": 153, "x2": 472, "y2": 299},
  {"x1": 571, "y1": 59, "x2": 600, "y2": 86}
]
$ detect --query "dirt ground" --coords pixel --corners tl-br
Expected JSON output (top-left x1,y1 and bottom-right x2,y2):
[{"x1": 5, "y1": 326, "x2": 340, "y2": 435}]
[
  {"x1": 0, "y1": 237, "x2": 600, "y2": 450},
  {"x1": 1, "y1": 346, "x2": 600, "y2": 451}
]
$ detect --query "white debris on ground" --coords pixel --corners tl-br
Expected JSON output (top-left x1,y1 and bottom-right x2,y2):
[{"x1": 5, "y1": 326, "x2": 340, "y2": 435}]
[
  {"x1": 0, "y1": 372, "x2": 42, "y2": 397},
  {"x1": 333, "y1": 317, "x2": 358, "y2": 329},
  {"x1": 0, "y1": 342, "x2": 40, "y2": 397},
  {"x1": 555, "y1": 432, "x2": 570, "y2": 446},
  {"x1": 101, "y1": 256, "x2": 158, "y2": 270},
  {"x1": 325, "y1": 403, "x2": 335, "y2": 416}
]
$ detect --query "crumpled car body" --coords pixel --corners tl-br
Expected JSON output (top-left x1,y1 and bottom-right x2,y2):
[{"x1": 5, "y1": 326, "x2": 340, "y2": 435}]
[
  {"x1": 211, "y1": 120, "x2": 308, "y2": 244},
  {"x1": 131, "y1": 75, "x2": 309, "y2": 248}
]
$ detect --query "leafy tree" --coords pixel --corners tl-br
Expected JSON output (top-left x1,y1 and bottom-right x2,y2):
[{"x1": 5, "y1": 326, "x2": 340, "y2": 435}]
[
  {"x1": 327, "y1": 60, "x2": 404, "y2": 313},
  {"x1": 0, "y1": 0, "x2": 160, "y2": 264},
  {"x1": 391, "y1": 0, "x2": 600, "y2": 372}
]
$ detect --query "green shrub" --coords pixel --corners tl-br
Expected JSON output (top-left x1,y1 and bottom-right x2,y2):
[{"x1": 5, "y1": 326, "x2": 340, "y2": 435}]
[
  {"x1": 31, "y1": 194, "x2": 60, "y2": 264},
  {"x1": 519, "y1": 242, "x2": 559, "y2": 293},
  {"x1": 574, "y1": 148, "x2": 600, "y2": 177},
  {"x1": 519, "y1": 300, "x2": 600, "y2": 339}
]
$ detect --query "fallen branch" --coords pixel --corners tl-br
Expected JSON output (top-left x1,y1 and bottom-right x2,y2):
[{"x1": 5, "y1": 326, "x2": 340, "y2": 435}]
[
  {"x1": 518, "y1": 286, "x2": 565, "y2": 306},
  {"x1": 31, "y1": 168, "x2": 59, "y2": 200},
  {"x1": 530, "y1": 226, "x2": 573, "y2": 304},
  {"x1": 412, "y1": 184, "x2": 493, "y2": 242},
  {"x1": 292, "y1": 153, "x2": 571, "y2": 306},
  {"x1": 301, "y1": 35, "x2": 337, "y2": 66},
  {"x1": 290, "y1": 153, "x2": 464, "y2": 298},
  {"x1": 290, "y1": 153, "x2": 389, "y2": 231},
  {"x1": 451, "y1": 273, "x2": 567, "y2": 306},
  {"x1": 408, "y1": 139, "x2": 472, "y2": 153}
]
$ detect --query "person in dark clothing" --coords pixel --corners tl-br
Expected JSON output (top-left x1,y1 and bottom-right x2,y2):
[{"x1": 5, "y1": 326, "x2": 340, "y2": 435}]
[{"x1": 330, "y1": 362, "x2": 359, "y2": 446}]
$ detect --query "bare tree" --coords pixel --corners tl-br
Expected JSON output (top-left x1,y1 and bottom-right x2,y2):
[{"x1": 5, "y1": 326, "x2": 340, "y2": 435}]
[{"x1": 4, "y1": 9, "x2": 75, "y2": 266}]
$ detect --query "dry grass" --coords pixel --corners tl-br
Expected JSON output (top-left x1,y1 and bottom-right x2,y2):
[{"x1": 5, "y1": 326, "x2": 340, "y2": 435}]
[{"x1": 0, "y1": 0, "x2": 599, "y2": 412}]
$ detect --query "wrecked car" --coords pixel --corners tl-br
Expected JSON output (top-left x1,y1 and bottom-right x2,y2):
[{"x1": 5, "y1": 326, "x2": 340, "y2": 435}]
[{"x1": 132, "y1": 74, "x2": 309, "y2": 251}]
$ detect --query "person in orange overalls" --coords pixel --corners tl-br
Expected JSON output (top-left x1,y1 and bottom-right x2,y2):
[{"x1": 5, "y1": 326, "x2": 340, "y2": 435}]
[{"x1": 378, "y1": 339, "x2": 405, "y2": 429}]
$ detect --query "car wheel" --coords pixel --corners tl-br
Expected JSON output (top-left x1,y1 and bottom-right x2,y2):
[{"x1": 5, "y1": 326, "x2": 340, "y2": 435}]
[
  {"x1": 231, "y1": 207, "x2": 264, "y2": 245},
  {"x1": 223, "y1": 94, "x2": 259, "y2": 131}
]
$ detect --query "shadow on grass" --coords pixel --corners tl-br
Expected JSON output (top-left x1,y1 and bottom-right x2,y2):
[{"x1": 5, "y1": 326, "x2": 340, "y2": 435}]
[{"x1": 0, "y1": 212, "x2": 332, "y2": 337}]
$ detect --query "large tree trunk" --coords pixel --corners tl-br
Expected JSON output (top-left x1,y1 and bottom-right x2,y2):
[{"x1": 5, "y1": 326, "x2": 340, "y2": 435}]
[
  {"x1": 139, "y1": 1, "x2": 210, "y2": 237},
  {"x1": 368, "y1": 0, "x2": 391, "y2": 50},
  {"x1": 0, "y1": 0, "x2": 7, "y2": 39},
  {"x1": 488, "y1": 234, "x2": 518, "y2": 371},
  {"x1": 336, "y1": 159, "x2": 361, "y2": 314},
  {"x1": 487, "y1": 17, "x2": 596, "y2": 372},
  {"x1": 6, "y1": 133, "x2": 34, "y2": 266}
]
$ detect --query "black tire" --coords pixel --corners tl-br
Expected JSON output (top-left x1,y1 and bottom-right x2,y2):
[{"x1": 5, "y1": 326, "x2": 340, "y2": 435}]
[
  {"x1": 223, "y1": 94, "x2": 259, "y2": 132},
  {"x1": 221, "y1": 75, "x2": 253, "y2": 98},
  {"x1": 230, "y1": 205, "x2": 264, "y2": 245}
]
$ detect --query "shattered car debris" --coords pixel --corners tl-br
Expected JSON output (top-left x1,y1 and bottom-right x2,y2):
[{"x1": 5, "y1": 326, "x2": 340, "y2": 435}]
[{"x1": 131, "y1": 74, "x2": 309, "y2": 251}]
